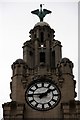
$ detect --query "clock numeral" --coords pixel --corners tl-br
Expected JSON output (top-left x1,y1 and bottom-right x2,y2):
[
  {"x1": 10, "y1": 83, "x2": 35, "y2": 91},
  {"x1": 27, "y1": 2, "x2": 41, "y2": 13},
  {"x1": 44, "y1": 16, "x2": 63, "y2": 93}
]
[
  {"x1": 37, "y1": 83, "x2": 42, "y2": 87},
  {"x1": 37, "y1": 104, "x2": 42, "y2": 108},
  {"x1": 44, "y1": 83, "x2": 49, "y2": 87},
  {"x1": 28, "y1": 97, "x2": 33, "y2": 101},
  {"x1": 52, "y1": 98, "x2": 57, "y2": 103},
  {"x1": 29, "y1": 99, "x2": 34, "y2": 103},
  {"x1": 53, "y1": 93, "x2": 59, "y2": 96},
  {"x1": 44, "y1": 103, "x2": 49, "y2": 108},
  {"x1": 35, "y1": 103, "x2": 38, "y2": 107},
  {"x1": 31, "y1": 101, "x2": 36, "y2": 106},
  {"x1": 31, "y1": 86, "x2": 36, "y2": 90},
  {"x1": 52, "y1": 88, "x2": 56, "y2": 91},
  {"x1": 49, "y1": 85, "x2": 56, "y2": 90},
  {"x1": 29, "y1": 88, "x2": 34, "y2": 92},
  {"x1": 50, "y1": 100, "x2": 55, "y2": 105}
]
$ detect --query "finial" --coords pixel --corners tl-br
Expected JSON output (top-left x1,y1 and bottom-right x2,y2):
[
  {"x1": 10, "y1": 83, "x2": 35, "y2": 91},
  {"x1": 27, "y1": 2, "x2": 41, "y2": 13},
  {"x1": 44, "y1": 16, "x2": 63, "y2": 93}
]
[{"x1": 31, "y1": 4, "x2": 52, "y2": 22}]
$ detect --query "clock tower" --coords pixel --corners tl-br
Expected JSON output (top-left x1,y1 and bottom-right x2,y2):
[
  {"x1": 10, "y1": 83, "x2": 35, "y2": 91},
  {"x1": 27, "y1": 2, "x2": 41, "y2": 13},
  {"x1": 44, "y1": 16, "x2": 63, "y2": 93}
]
[{"x1": 2, "y1": 5, "x2": 80, "y2": 119}]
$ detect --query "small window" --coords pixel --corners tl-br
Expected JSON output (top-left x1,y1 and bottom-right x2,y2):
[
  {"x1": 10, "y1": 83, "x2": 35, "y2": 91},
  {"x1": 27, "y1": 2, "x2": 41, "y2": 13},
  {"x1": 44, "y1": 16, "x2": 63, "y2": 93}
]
[
  {"x1": 48, "y1": 34, "x2": 50, "y2": 37},
  {"x1": 40, "y1": 52, "x2": 45, "y2": 63},
  {"x1": 41, "y1": 44, "x2": 44, "y2": 48},
  {"x1": 29, "y1": 51, "x2": 33, "y2": 56},
  {"x1": 34, "y1": 34, "x2": 36, "y2": 38},
  {"x1": 40, "y1": 32, "x2": 44, "y2": 42}
]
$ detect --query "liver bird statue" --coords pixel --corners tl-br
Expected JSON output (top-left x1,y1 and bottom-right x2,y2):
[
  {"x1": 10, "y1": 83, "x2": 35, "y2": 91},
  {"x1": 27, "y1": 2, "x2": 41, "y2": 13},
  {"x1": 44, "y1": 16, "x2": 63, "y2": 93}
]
[{"x1": 31, "y1": 4, "x2": 52, "y2": 22}]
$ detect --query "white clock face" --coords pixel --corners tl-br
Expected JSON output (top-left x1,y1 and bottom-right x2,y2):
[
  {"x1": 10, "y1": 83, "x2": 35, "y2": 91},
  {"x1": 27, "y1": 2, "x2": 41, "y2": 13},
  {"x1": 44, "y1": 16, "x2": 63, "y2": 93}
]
[{"x1": 25, "y1": 79, "x2": 61, "y2": 111}]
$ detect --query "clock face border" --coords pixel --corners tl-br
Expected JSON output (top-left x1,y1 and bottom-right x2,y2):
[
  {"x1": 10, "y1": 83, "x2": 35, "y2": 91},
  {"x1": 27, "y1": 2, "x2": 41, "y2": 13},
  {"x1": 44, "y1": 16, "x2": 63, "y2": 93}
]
[{"x1": 25, "y1": 79, "x2": 61, "y2": 111}]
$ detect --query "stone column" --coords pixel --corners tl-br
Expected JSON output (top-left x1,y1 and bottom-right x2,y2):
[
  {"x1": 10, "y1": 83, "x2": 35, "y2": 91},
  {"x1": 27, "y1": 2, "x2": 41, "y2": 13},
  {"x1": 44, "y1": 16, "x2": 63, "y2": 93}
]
[
  {"x1": 34, "y1": 39, "x2": 39, "y2": 66},
  {"x1": 46, "y1": 40, "x2": 50, "y2": 66}
]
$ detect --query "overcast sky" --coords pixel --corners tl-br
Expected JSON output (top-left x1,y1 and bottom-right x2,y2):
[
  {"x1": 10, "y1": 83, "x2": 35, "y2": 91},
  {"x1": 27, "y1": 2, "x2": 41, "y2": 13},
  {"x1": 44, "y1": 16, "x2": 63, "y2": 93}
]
[{"x1": 0, "y1": 0, "x2": 79, "y2": 119}]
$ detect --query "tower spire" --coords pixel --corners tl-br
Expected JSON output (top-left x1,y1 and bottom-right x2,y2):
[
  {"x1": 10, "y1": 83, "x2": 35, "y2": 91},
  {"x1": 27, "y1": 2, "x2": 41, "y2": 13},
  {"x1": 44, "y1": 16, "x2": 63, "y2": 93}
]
[{"x1": 31, "y1": 4, "x2": 52, "y2": 22}]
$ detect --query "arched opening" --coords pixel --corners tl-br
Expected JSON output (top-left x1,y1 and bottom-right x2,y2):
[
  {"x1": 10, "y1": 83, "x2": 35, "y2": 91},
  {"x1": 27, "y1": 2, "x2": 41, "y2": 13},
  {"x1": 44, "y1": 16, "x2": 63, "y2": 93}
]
[
  {"x1": 40, "y1": 32, "x2": 44, "y2": 43},
  {"x1": 40, "y1": 52, "x2": 45, "y2": 63}
]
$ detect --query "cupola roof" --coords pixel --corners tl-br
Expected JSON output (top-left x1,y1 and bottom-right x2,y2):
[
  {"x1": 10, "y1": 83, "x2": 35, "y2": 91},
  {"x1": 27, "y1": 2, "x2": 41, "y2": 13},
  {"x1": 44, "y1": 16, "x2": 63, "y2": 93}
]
[{"x1": 34, "y1": 21, "x2": 50, "y2": 27}]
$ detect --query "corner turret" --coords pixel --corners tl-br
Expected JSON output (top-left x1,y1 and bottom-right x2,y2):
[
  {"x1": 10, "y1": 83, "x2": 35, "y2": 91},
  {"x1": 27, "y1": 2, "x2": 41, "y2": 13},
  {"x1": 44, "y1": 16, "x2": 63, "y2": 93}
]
[
  {"x1": 58, "y1": 57, "x2": 74, "y2": 75},
  {"x1": 10, "y1": 59, "x2": 27, "y2": 102}
]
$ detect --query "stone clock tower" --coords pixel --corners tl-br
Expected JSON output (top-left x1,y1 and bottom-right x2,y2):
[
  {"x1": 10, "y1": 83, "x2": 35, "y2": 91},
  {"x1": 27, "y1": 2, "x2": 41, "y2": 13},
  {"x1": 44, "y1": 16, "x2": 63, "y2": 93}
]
[{"x1": 2, "y1": 5, "x2": 80, "y2": 119}]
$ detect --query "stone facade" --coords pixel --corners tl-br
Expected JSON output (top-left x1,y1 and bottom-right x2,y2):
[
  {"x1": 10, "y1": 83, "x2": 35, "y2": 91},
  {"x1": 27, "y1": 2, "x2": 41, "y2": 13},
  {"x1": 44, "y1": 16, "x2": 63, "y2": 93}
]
[{"x1": 2, "y1": 20, "x2": 80, "y2": 119}]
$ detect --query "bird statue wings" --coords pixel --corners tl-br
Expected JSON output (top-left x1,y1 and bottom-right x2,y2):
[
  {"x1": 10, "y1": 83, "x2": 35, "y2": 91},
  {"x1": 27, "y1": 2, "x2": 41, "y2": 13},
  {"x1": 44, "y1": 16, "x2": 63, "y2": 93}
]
[{"x1": 31, "y1": 4, "x2": 52, "y2": 22}]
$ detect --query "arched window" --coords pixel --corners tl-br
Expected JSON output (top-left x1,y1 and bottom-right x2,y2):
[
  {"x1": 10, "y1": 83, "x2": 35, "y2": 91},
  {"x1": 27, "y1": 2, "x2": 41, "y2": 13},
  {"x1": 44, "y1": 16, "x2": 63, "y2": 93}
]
[
  {"x1": 40, "y1": 52, "x2": 45, "y2": 63},
  {"x1": 40, "y1": 32, "x2": 44, "y2": 42}
]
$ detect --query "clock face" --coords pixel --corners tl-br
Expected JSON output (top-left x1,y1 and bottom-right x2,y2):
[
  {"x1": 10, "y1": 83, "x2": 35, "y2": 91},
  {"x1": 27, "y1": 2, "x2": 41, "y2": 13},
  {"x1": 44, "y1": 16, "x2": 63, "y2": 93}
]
[{"x1": 25, "y1": 79, "x2": 61, "y2": 111}]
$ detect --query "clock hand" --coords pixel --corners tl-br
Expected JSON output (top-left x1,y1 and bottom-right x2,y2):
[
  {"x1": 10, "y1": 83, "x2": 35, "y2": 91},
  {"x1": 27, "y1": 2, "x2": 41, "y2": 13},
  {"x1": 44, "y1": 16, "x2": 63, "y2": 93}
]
[
  {"x1": 28, "y1": 93, "x2": 45, "y2": 97},
  {"x1": 39, "y1": 89, "x2": 49, "y2": 99},
  {"x1": 28, "y1": 89, "x2": 51, "y2": 97},
  {"x1": 39, "y1": 92, "x2": 47, "y2": 99},
  {"x1": 28, "y1": 88, "x2": 57, "y2": 98},
  {"x1": 46, "y1": 89, "x2": 51, "y2": 93},
  {"x1": 39, "y1": 88, "x2": 57, "y2": 99}
]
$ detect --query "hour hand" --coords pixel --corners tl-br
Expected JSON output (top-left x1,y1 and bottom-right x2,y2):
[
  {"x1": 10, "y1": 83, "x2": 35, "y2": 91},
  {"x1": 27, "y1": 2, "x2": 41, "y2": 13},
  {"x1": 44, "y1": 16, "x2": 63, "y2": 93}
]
[
  {"x1": 39, "y1": 92, "x2": 47, "y2": 99},
  {"x1": 39, "y1": 90, "x2": 49, "y2": 99}
]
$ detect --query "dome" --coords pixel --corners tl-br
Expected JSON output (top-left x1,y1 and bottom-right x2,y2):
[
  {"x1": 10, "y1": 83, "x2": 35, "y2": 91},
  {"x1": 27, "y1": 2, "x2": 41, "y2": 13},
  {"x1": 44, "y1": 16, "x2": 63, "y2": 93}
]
[
  {"x1": 11, "y1": 59, "x2": 26, "y2": 70},
  {"x1": 34, "y1": 22, "x2": 50, "y2": 27},
  {"x1": 60, "y1": 58, "x2": 73, "y2": 66},
  {"x1": 14, "y1": 59, "x2": 25, "y2": 64},
  {"x1": 61, "y1": 58, "x2": 70, "y2": 63}
]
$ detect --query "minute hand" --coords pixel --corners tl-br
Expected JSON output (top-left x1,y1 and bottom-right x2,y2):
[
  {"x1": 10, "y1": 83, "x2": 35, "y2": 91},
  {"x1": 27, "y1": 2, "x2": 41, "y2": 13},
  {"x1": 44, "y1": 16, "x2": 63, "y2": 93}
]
[
  {"x1": 39, "y1": 88, "x2": 57, "y2": 99},
  {"x1": 28, "y1": 93, "x2": 43, "y2": 97},
  {"x1": 28, "y1": 90, "x2": 51, "y2": 97}
]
